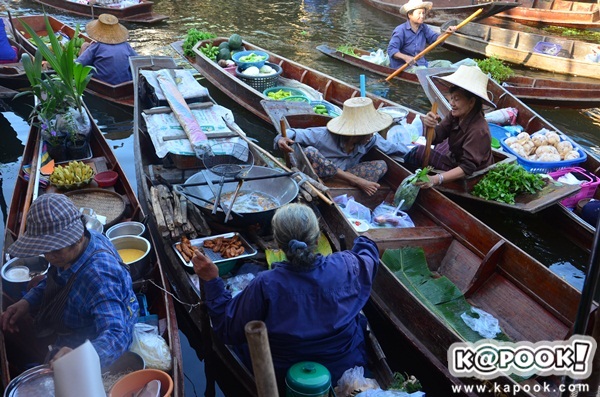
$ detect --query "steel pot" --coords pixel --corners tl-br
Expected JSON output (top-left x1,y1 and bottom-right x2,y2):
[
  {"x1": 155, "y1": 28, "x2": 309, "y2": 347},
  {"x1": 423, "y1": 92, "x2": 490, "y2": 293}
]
[
  {"x1": 1, "y1": 256, "x2": 50, "y2": 302},
  {"x1": 181, "y1": 166, "x2": 299, "y2": 229}
]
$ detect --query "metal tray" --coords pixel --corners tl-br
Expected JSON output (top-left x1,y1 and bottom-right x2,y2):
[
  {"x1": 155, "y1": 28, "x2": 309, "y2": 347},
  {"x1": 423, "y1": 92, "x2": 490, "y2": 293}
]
[{"x1": 172, "y1": 232, "x2": 257, "y2": 270}]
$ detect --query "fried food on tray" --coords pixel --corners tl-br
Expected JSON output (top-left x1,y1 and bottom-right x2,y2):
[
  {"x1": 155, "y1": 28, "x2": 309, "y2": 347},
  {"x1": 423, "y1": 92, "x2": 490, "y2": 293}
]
[{"x1": 203, "y1": 235, "x2": 244, "y2": 258}]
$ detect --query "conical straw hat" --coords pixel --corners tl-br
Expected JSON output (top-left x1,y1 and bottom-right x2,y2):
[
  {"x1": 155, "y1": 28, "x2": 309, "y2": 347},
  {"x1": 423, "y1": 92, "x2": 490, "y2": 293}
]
[
  {"x1": 327, "y1": 97, "x2": 393, "y2": 136},
  {"x1": 433, "y1": 65, "x2": 496, "y2": 108},
  {"x1": 85, "y1": 14, "x2": 129, "y2": 45},
  {"x1": 400, "y1": 0, "x2": 433, "y2": 15}
]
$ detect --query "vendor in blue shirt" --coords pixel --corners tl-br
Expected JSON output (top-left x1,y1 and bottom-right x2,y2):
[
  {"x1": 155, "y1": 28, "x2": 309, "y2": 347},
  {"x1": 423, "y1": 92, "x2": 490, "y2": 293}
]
[
  {"x1": 192, "y1": 203, "x2": 380, "y2": 391},
  {"x1": 76, "y1": 14, "x2": 137, "y2": 85},
  {"x1": 0, "y1": 19, "x2": 17, "y2": 64},
  {"x1": 275, "y1": 97, "x2": 409, "y2": 196},
  {"x1": 387, "y1": 0, "x2": 455, "y2": 70}
]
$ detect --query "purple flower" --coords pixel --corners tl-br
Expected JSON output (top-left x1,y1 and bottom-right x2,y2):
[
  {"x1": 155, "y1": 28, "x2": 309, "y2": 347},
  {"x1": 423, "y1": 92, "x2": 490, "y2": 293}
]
[
  {"x1": 51, "y1": 130, "x2": 57, "y2": 137},
  {"x1": 41, "y1": 122, "x2": 48, "y2": 130}
]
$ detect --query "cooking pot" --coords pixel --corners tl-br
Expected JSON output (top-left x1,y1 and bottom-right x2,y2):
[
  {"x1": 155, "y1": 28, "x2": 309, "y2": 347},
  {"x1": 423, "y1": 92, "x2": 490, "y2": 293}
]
[
  {"x1": 110, "y1": 235, "x2": 152, "y2": 281},
  {"x1": 285, "y1": 361, "x2": 332, "y2": 397},
  {"x1": 181, "y1": 166, "x2": 299, "y2": 230},
  {"x1": 1, "y1": 256, "x2": 50, "y2": 302}
]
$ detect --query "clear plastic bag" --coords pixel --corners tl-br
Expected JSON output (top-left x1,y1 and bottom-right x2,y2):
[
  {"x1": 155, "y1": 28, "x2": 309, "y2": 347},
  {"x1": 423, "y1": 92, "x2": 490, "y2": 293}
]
[
  {"x1": 393, "y1": 177, "x2": 420, "y2": 211},
  {"x1": 335, "y1": 366, "x2": 380, "y2": 396},
  {"x1": 130, "y1": 322, "x2": 172, "y2": 371},
  {"x1": 461, "y1": 307, "x2": 501, "y2": 339},
  {"x1": 360, "y1": 49, "x2": 390, "y2": 66},
  {"x1": 335, "y1": 195, "x2": 372, "y2": 223},
  {"x1": 225, "y1": 273, "x2": 256, "y2": 297},
  {"x1": 371, "y1": 202, "x2": 415, "y2": 228}
]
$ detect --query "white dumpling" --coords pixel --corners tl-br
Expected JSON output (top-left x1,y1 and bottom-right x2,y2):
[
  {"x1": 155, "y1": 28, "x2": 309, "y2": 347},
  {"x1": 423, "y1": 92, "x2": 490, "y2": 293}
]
[
  {"x1": 516, "y1": 132, "x2": 531, "y2": 144},
  {"x1": 504, "y1": 136, "x2": 518, "y2": 146},
  {"x1": 522, "y1": 141, "x2": 535, "y2": 155},
  {"x1": 535, "y1": 145, "x2": 559, "y2": 156},
  {"x1": 531, "y1": 134, "x2": 548, "y2": 147},
  {"x1": 563, "y1": 150, "x2": 581, "y2": 160},
  {"x1": 537, "y1": 152, "x2": 561, "y2": 162},
  {"x1": 510, "y1": 142, "x2": 527, "y2": 158},
  {"x1": 546, "y1": 131, "x2": 560, "y2": 146},
  {"x1": 556, "y1": 141, "x2": 574, "y2": 154}
]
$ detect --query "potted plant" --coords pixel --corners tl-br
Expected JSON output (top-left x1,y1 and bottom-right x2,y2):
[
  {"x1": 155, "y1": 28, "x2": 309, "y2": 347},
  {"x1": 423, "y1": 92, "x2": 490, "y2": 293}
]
[{"x1": 17, "y1": 15, "x2": 94, "y2": 161}]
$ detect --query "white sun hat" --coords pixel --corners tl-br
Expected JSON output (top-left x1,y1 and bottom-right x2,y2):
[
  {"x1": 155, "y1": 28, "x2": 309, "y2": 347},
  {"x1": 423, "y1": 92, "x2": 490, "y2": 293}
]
[
  {"x1": 400, "y1": 0, "x2": 433, "y2": 15},
  {"x1": 326, "y1": 97, "x2": 393, "y2": 136},
  {"x1": 433, "y1": 65, "x2": 496, "y2": 108}
]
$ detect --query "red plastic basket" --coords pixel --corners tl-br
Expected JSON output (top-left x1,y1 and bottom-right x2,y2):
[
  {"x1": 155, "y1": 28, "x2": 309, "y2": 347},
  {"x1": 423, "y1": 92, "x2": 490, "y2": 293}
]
[{"x1": 548, "y1": 167, "x2": 600, "y2": 208}]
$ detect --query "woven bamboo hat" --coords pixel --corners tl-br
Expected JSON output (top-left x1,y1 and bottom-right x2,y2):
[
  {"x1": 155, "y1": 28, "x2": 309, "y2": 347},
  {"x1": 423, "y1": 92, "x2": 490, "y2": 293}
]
[
  {"x1": 327, "y1": 97, "x2": 393, "y2": 136},
  {"x1": 400, "y1": 0, "x2": 433, "y2": 15},
  {"x1": 85, "y1": 14, "x2": 129, "y2": 44},
  {"x1": 433, "y1": 65, "x2": 496, "y2": 108}
]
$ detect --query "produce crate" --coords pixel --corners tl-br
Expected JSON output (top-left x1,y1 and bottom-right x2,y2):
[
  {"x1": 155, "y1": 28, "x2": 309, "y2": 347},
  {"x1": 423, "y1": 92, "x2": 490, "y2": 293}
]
[
  {"x1": 533, "y1": 41, "x2": 562, "y2": 56},
  {"x1": 235, "y1": 62, "x2": 282, "y2": 92},
  {"x1": 500, "y1": 135, "x2": 587, "y2": 173},
  {"x1": 548, "y1": 167, "x2": 600, "y2": 208}
]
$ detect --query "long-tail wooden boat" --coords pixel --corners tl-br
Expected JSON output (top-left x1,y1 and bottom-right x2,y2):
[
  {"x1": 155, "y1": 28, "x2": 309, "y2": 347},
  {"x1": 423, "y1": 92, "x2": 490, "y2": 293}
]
[
  {"x1": 437, "y1": 21, "x2": 600, "y2": 80},
  {"x1": 360, "y1": 0, "x2": 518, "y2": 25},
  {"x1": 316, "y1": 44, "x2": 600, "y2": 108},
  {"x1": 12, "y1": 15, "x2": 134, "y2": 107},
  {"x1": 277, "y1": 111, "x2": 594, "y2": 397},
  {"x1": 495, "y1": 0, "x2": 600, "y2": 29},
  {"x1": 173, "y1": 37, "x2": 580, "y2": 213},
  {"x1": 418, "y1": 67, "x2": 600, "y2": 253},
  {"x1": 31, "y1": 0, "x2": 168, "y2": 24},
  {"x1": 130, "y1": 55, "x2": 397, "y2": 396},
  {"x1": 0, "y1": 103, "x2": 184, "y2": 394}
]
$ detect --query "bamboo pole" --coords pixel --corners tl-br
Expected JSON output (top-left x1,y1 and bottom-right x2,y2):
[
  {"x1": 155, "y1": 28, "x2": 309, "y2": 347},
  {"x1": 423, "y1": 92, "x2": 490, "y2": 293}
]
[
  {"x1": 245, "y1": 321, "x2": 279, "y2": 397},
  {"x1": 385, "y1": 8, "x2": 483, "y2": 82},
  {"x1": 422, "y1": 102, "x2": 438, "y2": 168}
]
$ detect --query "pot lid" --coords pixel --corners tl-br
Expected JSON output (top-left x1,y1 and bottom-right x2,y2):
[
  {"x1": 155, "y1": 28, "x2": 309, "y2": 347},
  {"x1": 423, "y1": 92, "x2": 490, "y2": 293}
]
[{"x1": 285, "y1": 361, "x2": 331, "y2": 394}]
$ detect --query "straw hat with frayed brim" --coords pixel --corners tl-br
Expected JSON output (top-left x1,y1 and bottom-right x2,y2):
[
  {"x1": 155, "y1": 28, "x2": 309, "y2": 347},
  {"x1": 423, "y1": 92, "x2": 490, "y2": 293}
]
[
  {"x1": 433, "y1": 65, "x2": 496, "y2": 108},
  {"x1": 327, "y1": 97, "x2": 393, "y2": 136},
  {"x1": 86, "y1": 14, "x2": 129, "y2": 45},
  {"x1": 400, "y1": 0, "x2": 433, "y2": 15}
]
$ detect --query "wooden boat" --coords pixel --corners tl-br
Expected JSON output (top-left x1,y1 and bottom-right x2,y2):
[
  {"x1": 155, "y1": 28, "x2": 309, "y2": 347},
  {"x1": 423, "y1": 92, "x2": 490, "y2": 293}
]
[
  {"x1": 0, "y1": 35, "x2": 29, "y2": 90},
  {"x1": 12, "y1": 15, "x2": 134, "y2": 108},
  {"x1": 0, "y1": 103, "x2": 184, "y2": 394},
  {"x1": 437, "y1": 21, "x2": 600, "y2": 80},
  {"x1": 31, "y1": 0, "x2": 168, "y2": 24},
  {"x1": 419, "y1": 67, "x2": 600, "y2": 252},
  {"x1": 130, "y1": 55, "x2": 396, "y2": 396},
  {"x1": 360, "y1": 0, "x2": 519, "y2": 25},
  {"x1": 277, "y1": 111, "x2": 593, "y2": 397},
  {"x1": 0, "y1": 84, "x2": 17, "y2": 98},
  {"x1": 316, "y1": 44, "x2": 600, "y2": 108},
  {"x1": 495, "y1": 0, "x2": 600, "y2": 29}
]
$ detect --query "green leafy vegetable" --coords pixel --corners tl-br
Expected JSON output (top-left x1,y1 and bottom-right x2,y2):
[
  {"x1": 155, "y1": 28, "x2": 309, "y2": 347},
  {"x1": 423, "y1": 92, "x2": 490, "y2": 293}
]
[
  {"x1": 182, "y1": 29, "x2": 216, "y2": 57},
  {"x1": 389, "y1": 372, "x2": 423, "y2": 393},
  {"x1": 471, "y1": 163, "x2": 545, "y2": 204},
  {"x1": 475, "y1": 56, "x2": 514, "y2": 83},
  {"x1": 336, "y1": 45, "x2": 359, "y2": 57}
]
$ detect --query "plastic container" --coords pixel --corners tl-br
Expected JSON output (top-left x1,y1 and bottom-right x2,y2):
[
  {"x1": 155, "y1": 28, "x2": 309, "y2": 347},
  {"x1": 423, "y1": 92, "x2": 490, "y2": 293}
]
[
  {"x1": 548, "y1": 167, "x2": 600, "y2": 208},
  {"x1": 500, "y1": 135, "x2": 587, "y2": 173},
  {"x1": 236, "y1": 62, "x2": 282, "y2": 92},
  {"x1": 231, "y1": 50, "x2": 269, "y2": 69},
  {"x1": 94, "y1": 170, "x2": 118, "y2": 187},
  {"x1": 263, "y1": 86, "x2": 307, "y2": 99},
  {"x1": 285, "y1": 361, "x2": 332, "y2": 397},
  {"x1": 109, "y1": 369, "x2": 173, "y2": 397},
  {"x1": 283, "y1": 95, "x2": 311, "y2": 103},
  {"x1": 533, "y1": 41, "x2": 562, "y2": 56},
  {"x1": 310, "y1": 100, "x2": 341, "y2": 117}
]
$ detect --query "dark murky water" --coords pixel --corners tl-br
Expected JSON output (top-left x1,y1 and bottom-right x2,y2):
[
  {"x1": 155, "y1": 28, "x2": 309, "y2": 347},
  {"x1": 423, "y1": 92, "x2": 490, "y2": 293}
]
[{"x1": 3, "y1": 0, "x2": 600, "y2": 394}]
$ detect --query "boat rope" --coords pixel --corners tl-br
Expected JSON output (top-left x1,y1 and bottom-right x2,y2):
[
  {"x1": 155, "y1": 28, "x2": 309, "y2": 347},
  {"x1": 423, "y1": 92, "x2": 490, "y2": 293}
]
[{"x1": 146, "y1": 279, "x2": 202, "y2": 312}]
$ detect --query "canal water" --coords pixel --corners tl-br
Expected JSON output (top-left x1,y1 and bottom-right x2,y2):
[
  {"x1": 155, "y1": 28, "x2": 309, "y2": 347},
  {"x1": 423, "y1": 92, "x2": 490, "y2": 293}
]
[{"x1": 2, "y1": 0, "x2": 600, "y2": 394}]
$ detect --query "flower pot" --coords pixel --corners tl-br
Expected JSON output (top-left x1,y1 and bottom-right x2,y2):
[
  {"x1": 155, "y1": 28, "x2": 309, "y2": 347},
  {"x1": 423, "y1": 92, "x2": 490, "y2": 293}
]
[
  {"x1": 45, "y1": 140, "x2": 67, "y2": 163},
  {"x1": 66, "y1": 139, "x2": 90, "y2": 161}
]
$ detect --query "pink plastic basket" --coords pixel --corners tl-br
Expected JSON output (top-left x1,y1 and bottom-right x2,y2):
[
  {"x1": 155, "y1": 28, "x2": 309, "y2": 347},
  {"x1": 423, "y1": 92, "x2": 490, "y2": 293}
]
[{"x1": 548, "y1": 167, "x2": 600, "y2": 208}]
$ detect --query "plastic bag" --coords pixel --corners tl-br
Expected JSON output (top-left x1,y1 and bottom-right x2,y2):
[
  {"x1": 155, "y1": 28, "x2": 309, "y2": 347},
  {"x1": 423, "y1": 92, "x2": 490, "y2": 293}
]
[
  {"x1": 393, "y1": 176, "x2": 420, "y2": 211},
  {"x1": 225, "y1": 273, "x2": 255, "y2": 297},
  {"x1": 130, "y1": 323, "x2": 172, "y2": 371},
  {"x1": 461, "y1": 307, "x2": 501, "y2": 339},
  {"x1": 335, "y1": 195, "x2": 372, "y2": 222},
  {"x1": 484, "y1": 107, "x2": 518, "y2": 126},
  {"x1": 372, "y1": 202, "x2": 415, "y2": 228},
  {"x1": 335, "y1": 366, "x2": 380, "y2": 396},
  {"x1": 387, "y1": 123, "x2": 413, "y2": 147},
  {"x1": 360, "y1": 49, "x2": 389, "y2": 66}
]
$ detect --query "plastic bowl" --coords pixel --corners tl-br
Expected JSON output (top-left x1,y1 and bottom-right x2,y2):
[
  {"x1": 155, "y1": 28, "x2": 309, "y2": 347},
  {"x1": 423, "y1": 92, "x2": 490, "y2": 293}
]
[
  {"x1": 232, "y1": 50, "x2": 269, "y2": 70},
  {"x1": 282, "y1": 95, "x2": 311, "y2": 103},
  {"x1": 94, "y1": 170, "x2": 118, "y2": 187},
  {"x1": 263, "y1": 86, "x2": 307, "y2": 99},
  {"x1": 109, "y1": 369, "x2": 173, "y2": 397}
]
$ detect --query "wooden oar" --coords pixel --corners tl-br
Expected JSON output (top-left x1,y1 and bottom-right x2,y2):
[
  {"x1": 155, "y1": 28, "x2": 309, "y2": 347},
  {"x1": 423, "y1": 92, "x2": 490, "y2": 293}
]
[
  {"x1": 245, "y1": 321, "x2": 279, "y2": 397},
  {"x1": 385, "y1": 8, "x2": 483, "y2": 82},
  {"x1": 19, "y1": 129, "x2": 42, "y2": 236},
  {"x1": 422, "y1": 102, "x2": 438, "y2": 168},
  {"x1": 280, "y1": 118, "x2": 291, "y2": 168}
]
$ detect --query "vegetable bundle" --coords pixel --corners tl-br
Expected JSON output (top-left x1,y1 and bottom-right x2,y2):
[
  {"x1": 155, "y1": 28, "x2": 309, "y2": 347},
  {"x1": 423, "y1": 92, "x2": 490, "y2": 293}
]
[{"x1": 471, "y1": 163, "x2": 545, "y2": 204}]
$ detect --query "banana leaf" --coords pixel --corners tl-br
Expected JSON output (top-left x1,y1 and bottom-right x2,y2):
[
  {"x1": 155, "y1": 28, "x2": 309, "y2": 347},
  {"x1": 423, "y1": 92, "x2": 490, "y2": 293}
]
[{"x1": 381, "y1": 247, "x2": 510, "y2": 343}]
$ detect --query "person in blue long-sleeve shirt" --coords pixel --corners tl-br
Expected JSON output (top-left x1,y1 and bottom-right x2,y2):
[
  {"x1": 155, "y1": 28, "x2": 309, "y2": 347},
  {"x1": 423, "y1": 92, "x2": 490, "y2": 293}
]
[{"x1": 192, "y1": 203, "x2": 380, "y2": 392}]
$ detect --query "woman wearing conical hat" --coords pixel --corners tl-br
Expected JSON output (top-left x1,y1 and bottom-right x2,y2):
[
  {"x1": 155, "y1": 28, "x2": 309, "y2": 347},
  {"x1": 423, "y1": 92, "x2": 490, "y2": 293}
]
[
  {"x1": 404, "y1": 65, "x2": 496, "y2": 188},
  {"x1": 387, "y1": 0, "x2": 455, "y2": 71},
  {"x1": 76, "y1": 14, "x2": 138, "y2": 85},
  {"x1": 274, "y1": 97, "x2": 410, "y2": 196}
]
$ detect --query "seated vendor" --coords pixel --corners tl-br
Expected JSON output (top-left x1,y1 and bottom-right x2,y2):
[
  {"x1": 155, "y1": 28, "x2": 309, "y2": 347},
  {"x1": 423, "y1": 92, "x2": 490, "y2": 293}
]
[
  {"x1": 0, "y1": 19, "x2": 17, "y2": 64},
  {"x1": 76, "y1": 14, "x2": 138, "y2": 85},
  {"x1": 274, "y1": 97, "x2": 409, "y2": 196},
  {"x1": 0, "y1": 194, "x2": 139, "y2": 369}
]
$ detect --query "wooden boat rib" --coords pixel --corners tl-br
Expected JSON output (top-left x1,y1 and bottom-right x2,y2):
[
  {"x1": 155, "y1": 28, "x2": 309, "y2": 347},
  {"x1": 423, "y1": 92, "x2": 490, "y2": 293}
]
[
  {"x1": 12, "y1": 15, "x2": 134, "y2": 108},
  {"x1": 279, "y1": 112, "x2": 592, "y2": 397},
  {"x1": 31, "y1": 0, "x2": 168, "y2": 24},
  {"x1": 131, "y1": 55, "x2": 396, "y2": 396},
  {"x1": 316, "y1": 44, "x2": 600, "y2": 108},
  {"x1": 438, "y1": 21, "x2": 600, "y2": 80},
  {"x1": 419, "y1": 67, "x2": 600, "y2": 253},
  {"x1": 0, "y1": 104, "x2": 184, "y2": 394},
  {"x1": 360, "y1": 0, "x2": 519, "y2": 25},
  {"x1": 495, "y1": 0, "x2": 600, "y2": 29}
]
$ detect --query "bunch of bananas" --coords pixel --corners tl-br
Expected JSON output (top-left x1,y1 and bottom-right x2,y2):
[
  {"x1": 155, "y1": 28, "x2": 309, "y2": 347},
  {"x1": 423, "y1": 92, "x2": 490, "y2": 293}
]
[{"x1": 49, "y1": 161, "x2": 94, "y2": 188}]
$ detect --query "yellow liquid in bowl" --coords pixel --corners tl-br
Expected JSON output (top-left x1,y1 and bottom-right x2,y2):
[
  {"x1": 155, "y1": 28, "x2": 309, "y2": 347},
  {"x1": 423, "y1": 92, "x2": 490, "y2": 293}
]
[{"x1": 118, "y1": 248, "x2": 145, "y2": 264}]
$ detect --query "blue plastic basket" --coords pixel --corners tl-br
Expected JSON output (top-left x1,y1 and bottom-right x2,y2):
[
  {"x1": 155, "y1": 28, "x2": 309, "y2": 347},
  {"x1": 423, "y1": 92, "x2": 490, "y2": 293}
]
[
  {"x1": 500, "y1": 135, "x2": 587, "y2": 173},
  {"x1": 263, "y1": 86, "x2": 307, "y2": 99},
  {"x1": 310, "y1": 100, "x2": 341, "y2": 117},
  {"x1": 232, "y1": 50, "x2": 269, "y2": 70}
]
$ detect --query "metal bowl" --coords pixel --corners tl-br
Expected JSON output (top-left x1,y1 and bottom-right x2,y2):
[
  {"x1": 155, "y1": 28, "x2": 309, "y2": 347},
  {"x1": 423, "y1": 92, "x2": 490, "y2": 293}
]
[
  {"x1": 1, "y1": 256, "x2": 50, "y2": 301},
  {"x1": 109, "y1": 235, "x2": 151, "y2": 281},
  {"x1": 105, "y1": 221, "x2": 146, "y2": 240}
]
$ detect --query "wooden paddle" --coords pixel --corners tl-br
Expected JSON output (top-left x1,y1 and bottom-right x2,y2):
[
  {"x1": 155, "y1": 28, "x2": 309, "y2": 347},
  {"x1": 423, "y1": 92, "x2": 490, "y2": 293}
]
[
  {"x1": 385, "y1": 8, "x2": 483, "y2": 82},
  {"x1": 422, "y1": 102, "x2": 438, "y2": 168},
  {"x1": 280, "y1": 118, "x2": 291, "y2": 168},
  {"x1": 19, "y1": 130, "x2": 42, "y2": 236}
]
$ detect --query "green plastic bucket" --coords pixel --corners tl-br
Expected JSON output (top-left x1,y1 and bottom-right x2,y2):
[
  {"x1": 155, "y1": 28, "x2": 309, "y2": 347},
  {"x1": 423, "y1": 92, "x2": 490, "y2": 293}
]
[{"x1": 285, "y1": 362, "x2": 333, "y2": 397}]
